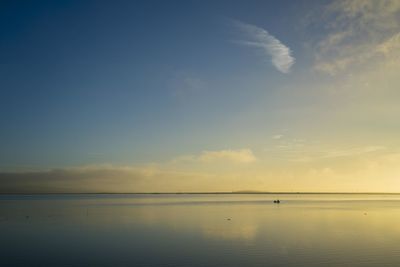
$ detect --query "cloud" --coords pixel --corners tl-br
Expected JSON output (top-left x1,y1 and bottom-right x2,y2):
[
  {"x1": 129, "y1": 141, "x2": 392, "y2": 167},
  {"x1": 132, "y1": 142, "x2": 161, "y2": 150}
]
[
  {"x1": 376, "y1": 32, "x2": 400, "y2": 56},
  {"x1": 199, "y1": 149, "x2": 257, "y2": 163},
  {"x1": 301, "y1": 151, "x2": 400, "y2": 192},
  {"x1": 321, "y1": 146, "x2": 386, "y2": 159},
  {"x1": 174, "y1": 149, "x2": 257, "y2": 164},
  {"x1": 169, "y1": 71, "x2": 207, "y2": 101},
  {"x1": 0, "y1": 149, "x2": 256, "y2": 193},
  {"x1": 2, "y1": 147, "x2": 400, "y2": 193},
  {"x1": 275, "y1": 143, "x2": 386, "y2": 162},
  {"x1": 272, "y1": 134, "x2": 283, "y2": 140},
  {"x1": 0, "y1": 164, "x2": 224, "y2": 193},
  {"x1": 0, "y1": 165, "x2": 154, "y2": 193},
  {"x1": 232, "y1": 20, "x2": 295, "y2": 73},
  {"x1": 311, "y1": 0, "x2": 400, "y2": 75}
]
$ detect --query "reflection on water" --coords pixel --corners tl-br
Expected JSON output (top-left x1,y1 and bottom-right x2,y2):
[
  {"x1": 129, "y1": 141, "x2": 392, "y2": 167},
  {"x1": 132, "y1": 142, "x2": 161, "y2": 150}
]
[{"x1": 1, "y1": 194, "x2": 400, "y2": 266}]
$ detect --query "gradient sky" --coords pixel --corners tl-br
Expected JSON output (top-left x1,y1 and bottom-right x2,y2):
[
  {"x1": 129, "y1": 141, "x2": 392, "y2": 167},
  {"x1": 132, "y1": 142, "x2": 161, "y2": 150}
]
[{"x1": 1, "y1": 0, "x2": 400, "y2": 193}]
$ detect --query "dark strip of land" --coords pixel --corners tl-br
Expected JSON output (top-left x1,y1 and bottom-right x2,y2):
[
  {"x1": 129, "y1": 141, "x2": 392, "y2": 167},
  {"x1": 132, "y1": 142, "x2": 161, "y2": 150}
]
[{"x1": 1, "y1": 192, "x2": 400, "y2": 195}]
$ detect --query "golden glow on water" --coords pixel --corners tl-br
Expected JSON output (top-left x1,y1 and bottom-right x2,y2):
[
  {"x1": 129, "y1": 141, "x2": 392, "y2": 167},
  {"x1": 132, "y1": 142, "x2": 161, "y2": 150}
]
[{"x1": 2, "y1": 194, "x2": 400, "y2": 266}]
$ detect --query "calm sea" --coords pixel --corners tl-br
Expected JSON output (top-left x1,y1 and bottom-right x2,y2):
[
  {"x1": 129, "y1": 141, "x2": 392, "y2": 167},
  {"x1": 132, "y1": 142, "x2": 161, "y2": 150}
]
[{"x1": 1, "y1": 194, "x2": 400, "y2": 267}]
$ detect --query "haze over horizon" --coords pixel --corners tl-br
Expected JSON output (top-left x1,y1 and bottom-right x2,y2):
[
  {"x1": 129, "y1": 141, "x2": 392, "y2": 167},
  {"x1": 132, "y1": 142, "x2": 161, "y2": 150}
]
[{"x1": 2, "y1": 0, "x2": 400, "y2": 193}]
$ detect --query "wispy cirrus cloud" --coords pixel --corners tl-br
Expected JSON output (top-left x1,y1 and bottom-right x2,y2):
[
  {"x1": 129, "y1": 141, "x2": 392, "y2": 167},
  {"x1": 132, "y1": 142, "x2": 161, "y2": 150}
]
[
  {"x1": 272, "y1": 134, "x2": 284, "y2": 140},
  {"x1": 198, "y1": 149, "x2": 257, "y2": 163},
  {"x1": 173, "y1": 149, "x2": 257, "y2": 164},
  {"x1": 232, "y1": 20, "x2": 295, "y2": 73},
  {"x1": 169, "y1": 70, "x2": 207, "y2": 101},
  {"x1": 272, "y1": 140, "x2": 386, "y2": 162},
  {"x1": 311, "y1": 0, "x2": 400, "y2": 75}
]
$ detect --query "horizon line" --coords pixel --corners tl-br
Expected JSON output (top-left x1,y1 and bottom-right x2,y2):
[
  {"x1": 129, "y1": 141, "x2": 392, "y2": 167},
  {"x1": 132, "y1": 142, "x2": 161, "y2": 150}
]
[{"x1": 1, "y1": 191, "x2": 400, "y2": 195}]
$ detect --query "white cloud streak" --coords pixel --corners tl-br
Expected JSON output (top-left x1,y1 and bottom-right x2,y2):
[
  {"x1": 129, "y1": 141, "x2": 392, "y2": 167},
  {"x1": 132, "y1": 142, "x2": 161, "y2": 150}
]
[
  {"x1": 312, "y1": 0, "x2": 400, "y2": 75},
  {"x1": 272, "y1": 134, "x2": 283, "y2": 140},
  {"x1": 174, "y1": 149, "x2": 257, "y2": 164},
  {"x1": 232, "y1": 20, "x2": 295, "y2": 73},
  {"x1": 169, "y1": 71, "x2": 207, "y2": 101},
  {"x1": 274, "y1": 142, "x2": 386, "y2": 163},
  {"x1": 199, "y1": 149, "x2": 257, "y2": 163}
]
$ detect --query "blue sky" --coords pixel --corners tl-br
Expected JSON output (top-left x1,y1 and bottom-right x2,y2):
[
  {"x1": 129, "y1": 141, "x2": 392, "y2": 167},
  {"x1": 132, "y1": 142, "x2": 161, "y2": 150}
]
[
  {"x1": 1, "y1": 0, "x2": 400, "y2": 192},
  {"x1": 0, "y1": 0, "x2": 309, "y2": 167}
]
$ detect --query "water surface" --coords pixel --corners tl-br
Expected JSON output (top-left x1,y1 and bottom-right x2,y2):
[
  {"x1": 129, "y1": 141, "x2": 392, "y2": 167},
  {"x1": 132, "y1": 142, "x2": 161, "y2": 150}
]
[{"x1": 1, "y1": 194, "x2": 400, "y2": 266}]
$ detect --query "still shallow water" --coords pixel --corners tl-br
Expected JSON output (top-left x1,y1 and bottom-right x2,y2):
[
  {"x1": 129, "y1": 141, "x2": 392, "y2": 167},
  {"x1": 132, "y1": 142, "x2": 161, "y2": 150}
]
[{"x1": 1, "y1": 194, "x2": 400, "y2": 267}]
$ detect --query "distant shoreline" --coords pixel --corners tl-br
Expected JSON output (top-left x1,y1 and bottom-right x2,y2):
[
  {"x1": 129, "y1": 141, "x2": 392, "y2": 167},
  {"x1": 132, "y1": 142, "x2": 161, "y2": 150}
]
[{"x1": 1, "y1": 192, "x2": 400, "y2": 195}]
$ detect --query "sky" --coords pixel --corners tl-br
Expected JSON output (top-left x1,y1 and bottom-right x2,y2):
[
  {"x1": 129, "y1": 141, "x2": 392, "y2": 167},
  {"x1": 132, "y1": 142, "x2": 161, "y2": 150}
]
[{"x1": 1, "y1": 0, "x2": 400, "y2": 193}]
